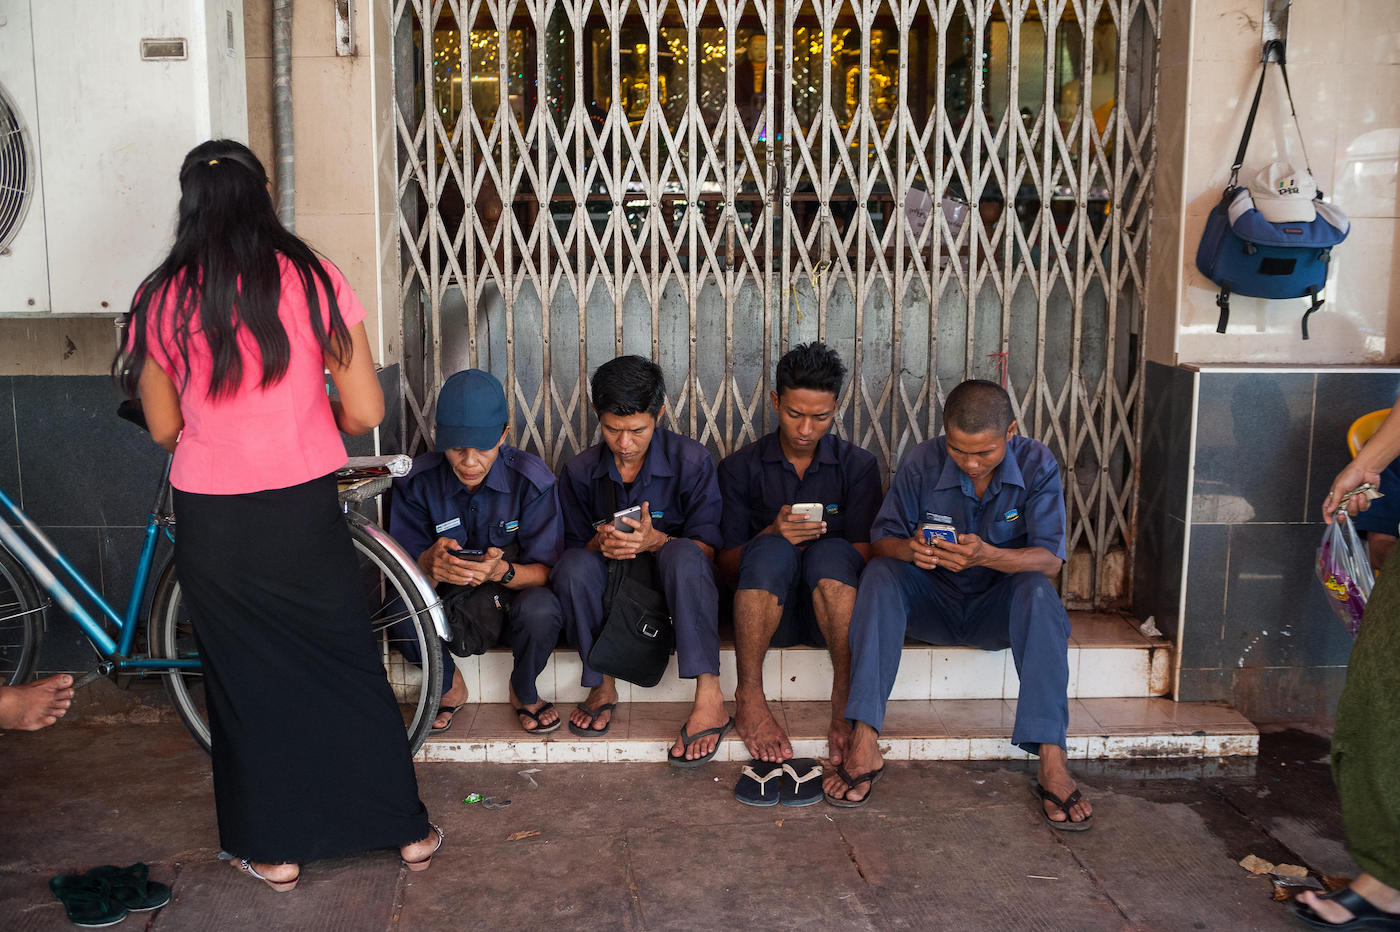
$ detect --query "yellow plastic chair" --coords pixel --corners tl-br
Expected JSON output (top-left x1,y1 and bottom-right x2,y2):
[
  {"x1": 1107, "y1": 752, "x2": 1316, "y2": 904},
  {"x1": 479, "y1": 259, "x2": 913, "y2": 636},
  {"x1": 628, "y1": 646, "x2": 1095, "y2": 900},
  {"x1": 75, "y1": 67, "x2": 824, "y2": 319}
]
[{"x1": 1348, "y1": 408, "x2": 1392, "y2": 457}]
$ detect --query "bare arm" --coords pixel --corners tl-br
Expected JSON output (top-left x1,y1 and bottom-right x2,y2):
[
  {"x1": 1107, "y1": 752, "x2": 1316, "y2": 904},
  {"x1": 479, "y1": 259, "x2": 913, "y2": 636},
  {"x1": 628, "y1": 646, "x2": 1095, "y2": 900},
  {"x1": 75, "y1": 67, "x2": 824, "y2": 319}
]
[
  {"x1": 137, "y1": 362, "x2": 183, "y2": 453},
  {"x1": 872, "y1": 533, "x2": 1061, "y2": 578},
  {"x1": 1323, "y1": 405, "x2": 1400, "y2": 523},
  {"x1": 326, "y1": 322, "x2": 384, "y2": 436}
]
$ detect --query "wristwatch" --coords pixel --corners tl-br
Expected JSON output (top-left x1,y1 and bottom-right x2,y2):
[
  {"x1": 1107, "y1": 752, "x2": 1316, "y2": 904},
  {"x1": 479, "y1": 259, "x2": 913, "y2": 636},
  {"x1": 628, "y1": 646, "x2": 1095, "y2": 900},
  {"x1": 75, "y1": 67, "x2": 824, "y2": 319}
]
[{"x1": 499, "y1": 561, "x2": 516, "y2": 585}]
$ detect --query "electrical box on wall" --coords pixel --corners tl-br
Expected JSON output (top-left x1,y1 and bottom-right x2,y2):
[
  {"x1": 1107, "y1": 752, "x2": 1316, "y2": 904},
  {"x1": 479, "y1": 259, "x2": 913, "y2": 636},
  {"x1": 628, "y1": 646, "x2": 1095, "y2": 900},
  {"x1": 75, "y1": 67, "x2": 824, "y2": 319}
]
[{"x1": 0, "y1": 1, "x2": 247, "y2": 316}]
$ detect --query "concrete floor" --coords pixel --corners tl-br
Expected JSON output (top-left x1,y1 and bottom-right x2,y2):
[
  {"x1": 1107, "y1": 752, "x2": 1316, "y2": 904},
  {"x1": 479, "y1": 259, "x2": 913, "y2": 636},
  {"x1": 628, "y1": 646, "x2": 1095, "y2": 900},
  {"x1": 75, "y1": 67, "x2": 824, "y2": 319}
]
[{"x1": 0, "y1": 695, "x2": 1353, "y2": 931}]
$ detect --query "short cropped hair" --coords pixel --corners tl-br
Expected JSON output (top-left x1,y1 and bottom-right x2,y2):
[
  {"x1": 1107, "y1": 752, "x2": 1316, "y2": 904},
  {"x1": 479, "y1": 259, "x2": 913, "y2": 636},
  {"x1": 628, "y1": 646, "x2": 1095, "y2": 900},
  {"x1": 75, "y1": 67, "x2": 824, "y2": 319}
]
[
  {"x1": 591, "y1": 355, "x2": 666, "y2": 418},
  {"x1": 943, "y1": 380, "x2": 1014, "y2": 435},
  {"x1": 775, "y1": 342, "x2": 846, "y2": 398}
]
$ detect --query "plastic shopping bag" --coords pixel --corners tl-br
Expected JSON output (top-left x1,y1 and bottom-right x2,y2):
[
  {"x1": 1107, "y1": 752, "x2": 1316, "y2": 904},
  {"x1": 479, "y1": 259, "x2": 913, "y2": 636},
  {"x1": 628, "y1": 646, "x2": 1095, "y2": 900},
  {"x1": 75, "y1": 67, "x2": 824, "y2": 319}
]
[{"x1": 1315, "y1": 511, "x2": 1374, "y2": 637}]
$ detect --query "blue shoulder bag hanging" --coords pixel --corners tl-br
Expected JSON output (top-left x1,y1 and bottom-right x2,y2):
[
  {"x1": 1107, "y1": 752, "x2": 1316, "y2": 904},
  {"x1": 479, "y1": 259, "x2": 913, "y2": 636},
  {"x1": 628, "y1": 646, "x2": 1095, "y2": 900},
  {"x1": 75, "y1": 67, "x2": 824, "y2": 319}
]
[{"x1": 1194, "y1": 40, "x2": 1349, "y2": 339}]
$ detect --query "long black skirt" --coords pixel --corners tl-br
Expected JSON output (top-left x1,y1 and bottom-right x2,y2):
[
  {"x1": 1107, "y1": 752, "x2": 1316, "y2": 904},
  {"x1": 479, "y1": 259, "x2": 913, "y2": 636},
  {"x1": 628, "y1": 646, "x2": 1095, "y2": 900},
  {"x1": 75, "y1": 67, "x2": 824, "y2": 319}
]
[{"x1": 174, "y1": 475, "x2": 429, "y2": 863}]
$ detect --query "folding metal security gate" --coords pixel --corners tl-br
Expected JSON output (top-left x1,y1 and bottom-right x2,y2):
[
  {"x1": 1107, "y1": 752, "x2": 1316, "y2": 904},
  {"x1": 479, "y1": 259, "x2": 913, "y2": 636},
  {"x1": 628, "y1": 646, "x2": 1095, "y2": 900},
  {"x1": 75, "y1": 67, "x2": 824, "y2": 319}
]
[{"x1": 390, "y1": 0, "x2": 1160, "y2": 608}]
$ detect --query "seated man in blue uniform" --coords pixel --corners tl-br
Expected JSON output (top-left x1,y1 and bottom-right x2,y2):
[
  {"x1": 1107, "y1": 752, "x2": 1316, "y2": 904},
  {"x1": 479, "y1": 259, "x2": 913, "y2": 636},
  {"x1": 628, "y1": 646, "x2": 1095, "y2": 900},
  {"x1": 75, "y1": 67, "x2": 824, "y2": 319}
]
[
  {"x1": 824, "y1": 380, "x2": 1092, "y2": 829},
  {"x1": 390, "y1": 369, "x2": 565, "y2": 734},
  {"x1": 717, "y1": 342, "x2": 881, "y2": 765},
  {"x1": 552, "y1": 356, "x2": 731, "y2": 765}
]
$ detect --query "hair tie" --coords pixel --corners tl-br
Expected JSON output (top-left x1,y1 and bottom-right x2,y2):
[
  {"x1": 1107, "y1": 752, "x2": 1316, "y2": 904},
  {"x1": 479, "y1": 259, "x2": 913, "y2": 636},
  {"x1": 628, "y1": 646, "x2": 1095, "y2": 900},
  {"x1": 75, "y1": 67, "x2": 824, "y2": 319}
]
[{"x1": 207, "y1": 159, "x2": 220, "y2": 165}]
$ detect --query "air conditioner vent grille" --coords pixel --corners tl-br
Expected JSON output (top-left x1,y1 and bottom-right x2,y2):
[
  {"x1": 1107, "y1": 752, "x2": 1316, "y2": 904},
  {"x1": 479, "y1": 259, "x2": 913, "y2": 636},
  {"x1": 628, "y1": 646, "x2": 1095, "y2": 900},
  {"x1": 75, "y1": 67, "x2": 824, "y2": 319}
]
[{"x1": 0, "y1": 83, "x2": 33, "y2": 253}]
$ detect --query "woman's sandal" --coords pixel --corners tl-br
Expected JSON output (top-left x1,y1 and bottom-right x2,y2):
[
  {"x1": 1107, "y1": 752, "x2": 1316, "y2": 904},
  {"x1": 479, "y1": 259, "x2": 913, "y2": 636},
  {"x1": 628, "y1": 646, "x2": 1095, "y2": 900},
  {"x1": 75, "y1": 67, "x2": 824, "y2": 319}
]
[
  {"x1": 1294, "y1": 887, "x2": 1400, "y2": 929},
  {"x1": 233, "y1": 858, "x2": 300, "y2": 893},
  {"x1": 401, "y1": 822, "x2": 445, "y2": 872}
]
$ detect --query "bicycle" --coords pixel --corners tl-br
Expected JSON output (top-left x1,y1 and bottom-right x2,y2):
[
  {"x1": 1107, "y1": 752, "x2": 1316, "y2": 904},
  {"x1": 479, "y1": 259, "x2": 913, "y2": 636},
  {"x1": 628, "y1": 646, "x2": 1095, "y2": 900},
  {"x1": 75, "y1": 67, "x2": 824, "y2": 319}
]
[{"x1": 0, "y1": 403, "x2": 446, "y2": 753}]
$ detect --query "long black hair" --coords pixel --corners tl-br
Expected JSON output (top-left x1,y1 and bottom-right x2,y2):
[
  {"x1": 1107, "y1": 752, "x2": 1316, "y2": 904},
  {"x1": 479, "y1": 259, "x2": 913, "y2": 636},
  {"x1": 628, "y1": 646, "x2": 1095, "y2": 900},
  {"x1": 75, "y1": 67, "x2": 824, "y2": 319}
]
[{"x1": 113, "y1": 139, "x2": 352, "y2": 400}]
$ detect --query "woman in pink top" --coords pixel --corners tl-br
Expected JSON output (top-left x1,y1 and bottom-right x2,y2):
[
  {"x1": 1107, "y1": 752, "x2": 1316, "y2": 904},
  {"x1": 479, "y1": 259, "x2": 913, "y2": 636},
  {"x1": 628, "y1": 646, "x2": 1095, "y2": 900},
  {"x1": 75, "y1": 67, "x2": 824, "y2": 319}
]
[{"x1": 114, "y1": 140, "x2": 442, "y2": 892}]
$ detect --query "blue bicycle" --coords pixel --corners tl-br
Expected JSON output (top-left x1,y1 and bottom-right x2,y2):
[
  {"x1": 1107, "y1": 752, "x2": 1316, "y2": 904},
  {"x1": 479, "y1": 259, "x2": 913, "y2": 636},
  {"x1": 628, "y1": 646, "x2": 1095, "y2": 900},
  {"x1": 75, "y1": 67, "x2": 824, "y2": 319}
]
[{"x1": 0, "y1": 403, "x2": 446, "y2": 753}]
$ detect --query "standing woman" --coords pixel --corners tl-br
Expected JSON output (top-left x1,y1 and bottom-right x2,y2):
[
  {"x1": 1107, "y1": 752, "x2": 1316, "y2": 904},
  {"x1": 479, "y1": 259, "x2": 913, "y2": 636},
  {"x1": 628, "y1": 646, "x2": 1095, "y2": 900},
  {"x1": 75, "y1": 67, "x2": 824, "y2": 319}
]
[{"x1": 114, "y1": 140, "x2": 441, "y2": 890}]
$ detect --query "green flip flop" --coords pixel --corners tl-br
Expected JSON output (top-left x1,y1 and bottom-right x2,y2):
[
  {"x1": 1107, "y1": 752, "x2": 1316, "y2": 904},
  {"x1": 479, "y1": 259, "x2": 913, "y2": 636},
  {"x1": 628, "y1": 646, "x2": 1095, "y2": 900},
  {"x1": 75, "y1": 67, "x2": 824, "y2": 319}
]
[{"x1": 49, "y1": 873, "x2": 127, "y2": 928}]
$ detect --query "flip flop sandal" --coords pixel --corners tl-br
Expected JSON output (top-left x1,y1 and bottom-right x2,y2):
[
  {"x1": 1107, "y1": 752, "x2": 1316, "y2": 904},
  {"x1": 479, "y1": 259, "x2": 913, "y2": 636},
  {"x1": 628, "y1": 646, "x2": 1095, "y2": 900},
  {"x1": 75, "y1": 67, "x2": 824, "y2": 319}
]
[
  {"x1": 733, "y1": 760, "x2": 784, "y2": 807},
  {"x1": 82, "y1": 864, "x2": 172, "y2": 912},
  {"x1": 49, "y1": 874, "x2": 127, "y2": 929},
  {"x1": 567, "y1": 702, "x2": 616, "y2": 738},
  {"x1": 823, "y1": 763, "x2": 885, "y2": 808},
  {"x1": 514, "y1": 702, "x2": 562, "y2": 735},
  {"x1": 1030, "y1": 780, "x2": 1094, "y2": 832},
  {"x1": 1294, "y1": 887, "x2": 1400, "y2": 929},
  {"x1": 233, "y1": 858, "x2": 300, "y2": 892},
  {"x1": 431, "y1": 703, "x2": 467, "y2": 733},
  {"x1": 780, "y1": 758, "x2": 825, "y2": 807},
  {"x1": 668, "y1": 717, "x2": 735, "y2": 768}
]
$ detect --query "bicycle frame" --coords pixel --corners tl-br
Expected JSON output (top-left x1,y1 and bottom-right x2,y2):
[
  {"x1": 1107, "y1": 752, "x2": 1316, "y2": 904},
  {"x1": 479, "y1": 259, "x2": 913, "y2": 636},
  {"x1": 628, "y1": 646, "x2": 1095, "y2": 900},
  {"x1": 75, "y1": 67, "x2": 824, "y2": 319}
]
[{"x1": 0, "y1": 456, "x2": 198, "y2": 673}]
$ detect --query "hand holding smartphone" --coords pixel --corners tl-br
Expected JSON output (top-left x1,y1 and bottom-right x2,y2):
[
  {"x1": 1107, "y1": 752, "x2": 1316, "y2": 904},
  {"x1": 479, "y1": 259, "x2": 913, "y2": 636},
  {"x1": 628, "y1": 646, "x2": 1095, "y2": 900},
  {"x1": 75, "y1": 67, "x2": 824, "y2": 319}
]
[
  {"x1": 451, "y1": 548, "x2": 488, "y2": 562},
  {"x1": 790, "y1": 502, "x2": 825, "y2": 522},
  {"x1": 919, "y1": 522, "x2": 957, "y2": 545},
  {"x1": 612, "y1": 505, "x2": 643, "y2": 533}
]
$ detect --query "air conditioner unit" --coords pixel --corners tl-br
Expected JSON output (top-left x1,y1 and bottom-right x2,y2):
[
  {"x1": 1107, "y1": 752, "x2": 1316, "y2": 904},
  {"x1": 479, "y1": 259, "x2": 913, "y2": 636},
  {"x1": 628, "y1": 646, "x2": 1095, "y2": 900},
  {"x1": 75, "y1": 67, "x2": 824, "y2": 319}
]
[{"x1": 0, "y1": 1, "x2": 247, "y2": 316}]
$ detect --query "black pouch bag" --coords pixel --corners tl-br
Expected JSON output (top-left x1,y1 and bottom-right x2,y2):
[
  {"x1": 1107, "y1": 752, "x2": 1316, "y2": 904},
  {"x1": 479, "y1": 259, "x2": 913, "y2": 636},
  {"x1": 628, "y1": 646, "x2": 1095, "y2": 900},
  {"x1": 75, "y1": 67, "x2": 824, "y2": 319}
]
[
  {"x1": 439, "y1": 582, "x2": 510, "y2": 657},
  {"x1": 588, "y1": 551, "x2": 674, "y2": 687}
]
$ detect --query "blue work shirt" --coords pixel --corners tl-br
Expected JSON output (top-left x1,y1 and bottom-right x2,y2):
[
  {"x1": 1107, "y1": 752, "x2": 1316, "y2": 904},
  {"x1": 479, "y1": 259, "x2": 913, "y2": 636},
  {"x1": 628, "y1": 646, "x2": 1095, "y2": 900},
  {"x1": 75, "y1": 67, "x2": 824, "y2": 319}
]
[
  {"x1": 390, "y1": 447, "x2": 564, "y2": 567},
  {"x1": 557, "y1": 427, "x2": 723, "y2": 551},
  {"x1": 718, "y1": 431, "x2": 883, "y2": 550},
  {"x1": 871, "y1": 434, "x2": 1067, "y2": 596}
]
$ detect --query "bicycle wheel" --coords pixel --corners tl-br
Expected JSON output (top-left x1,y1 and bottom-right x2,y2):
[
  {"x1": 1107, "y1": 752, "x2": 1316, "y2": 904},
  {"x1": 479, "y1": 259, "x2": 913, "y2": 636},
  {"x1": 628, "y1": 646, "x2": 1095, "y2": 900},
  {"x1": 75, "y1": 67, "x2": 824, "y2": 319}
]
[
  {"x1": 148, "y1": 519, "x2": 443, "y2": 755},
  {"x1": 0, "y1": 543, "x2": 44, "y2": 686}
]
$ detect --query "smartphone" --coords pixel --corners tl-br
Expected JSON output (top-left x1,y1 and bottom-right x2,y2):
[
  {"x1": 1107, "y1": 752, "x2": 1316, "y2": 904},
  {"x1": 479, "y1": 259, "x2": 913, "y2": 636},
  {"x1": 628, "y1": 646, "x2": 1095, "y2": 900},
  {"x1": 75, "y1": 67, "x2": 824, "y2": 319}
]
[
  {"x1": 919, "y1": 522, "x2": 957, "y2": 545},
  {"x1": 612, "y1": 505, "x2": 643, "y2": 533},
  {"x1": 790, "y1": 502, "x2": 825, "y2": 522},
  {"x1": 451, "y1": 548, "x2": 487, "y2": 562}
]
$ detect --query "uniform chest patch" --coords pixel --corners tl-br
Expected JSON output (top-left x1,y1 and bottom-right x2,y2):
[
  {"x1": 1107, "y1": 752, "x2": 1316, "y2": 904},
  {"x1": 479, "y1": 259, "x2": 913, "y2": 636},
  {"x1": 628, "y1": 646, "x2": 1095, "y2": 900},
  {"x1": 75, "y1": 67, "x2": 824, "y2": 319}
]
[{"x1": 435, "y1": 517, "x2": 462, "y2": 534}]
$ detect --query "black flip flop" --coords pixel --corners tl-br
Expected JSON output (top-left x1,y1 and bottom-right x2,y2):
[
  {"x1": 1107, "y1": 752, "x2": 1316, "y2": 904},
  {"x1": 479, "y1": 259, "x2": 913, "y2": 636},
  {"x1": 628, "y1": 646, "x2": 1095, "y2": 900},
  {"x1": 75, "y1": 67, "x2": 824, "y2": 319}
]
[
  {"x1": 514, "y1": 701, "x2": 562, "y2": 734},
  {"x1": 1030, "y1": 780, "x2": 1094, "y2": 832},
  {"x1": 82, "y1": 864, "x2": 171, "y2": 912},
  {"x1": 431, "y1": 703, "x2": 466, "y2": 733},
  {"x1": 49, "y1": 874, "x2": 128, "y2": 928},
  {"x1": 780, "y1": 758, "x2": 824, "y2": 807},
  {"x1": 733, "y1": 760, "x2": 784, "y2": 807},
  {"x1": 668, "y1": 716, "x2": 734, "y2": 768},
  {"x1": 823, "y1": 763, "x2": 885, "y2": 808},
  {"x1": 568, "y1": 702, "x2": 616, "y2": 738},
  {"x1": 1294, "y1": 887, "x2": 1400, "y2": 929}
]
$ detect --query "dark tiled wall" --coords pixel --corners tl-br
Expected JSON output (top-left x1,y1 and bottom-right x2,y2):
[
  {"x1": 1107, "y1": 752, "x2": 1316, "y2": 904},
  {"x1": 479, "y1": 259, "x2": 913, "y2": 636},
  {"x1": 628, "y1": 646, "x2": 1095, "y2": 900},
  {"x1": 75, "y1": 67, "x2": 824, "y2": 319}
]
[
  {"x1": 1, "y1": 367, "x2": 401, "y2": 673},
  {"x1": 1152, "y1": 366, "x2": 1400, "y2": 723},
  {"x1": 1132, "y1": 362, "x2": 1195, "y2": 640}
]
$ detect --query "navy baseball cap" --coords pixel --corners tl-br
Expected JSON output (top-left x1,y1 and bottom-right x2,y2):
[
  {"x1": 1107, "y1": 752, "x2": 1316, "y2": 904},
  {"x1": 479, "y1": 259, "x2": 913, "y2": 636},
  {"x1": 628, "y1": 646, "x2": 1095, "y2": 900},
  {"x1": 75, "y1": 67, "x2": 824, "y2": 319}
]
[{"x1": 435, "y1": 369, "x2": 508, "y2": 451}]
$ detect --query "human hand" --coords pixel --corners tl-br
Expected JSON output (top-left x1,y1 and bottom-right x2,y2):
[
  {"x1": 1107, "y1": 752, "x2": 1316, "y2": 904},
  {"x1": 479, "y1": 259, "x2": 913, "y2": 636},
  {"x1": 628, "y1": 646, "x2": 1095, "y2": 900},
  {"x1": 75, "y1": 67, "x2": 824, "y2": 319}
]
[
  {"x1": 1322, "y1": 462, "x2": 1382, "y2": 524},
  {"x1": 600, "y1": 503, "x2": 654, "y2": 560},
  {"x1": 768, "y1": 505, "x2": 826, "y2": 545},
  {"x1": 927, "y1": 533, "x2": 988, "y2": 572},
  {"x1": 420, "y1": 539, "x2": 502, "y2": 586}
]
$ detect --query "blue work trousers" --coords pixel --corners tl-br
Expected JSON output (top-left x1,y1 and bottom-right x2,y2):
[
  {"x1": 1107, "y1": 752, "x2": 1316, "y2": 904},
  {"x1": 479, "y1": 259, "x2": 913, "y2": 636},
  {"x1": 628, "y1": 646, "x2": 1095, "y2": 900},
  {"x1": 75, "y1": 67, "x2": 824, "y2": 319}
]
[
  {"x1": 845, "y1": 557, "x2": 1070, "y2": 753},
  {"x1": 552, "y1": 539, "x2": 720, "y2": 687},
  {"x1": 735, "y1": 535, "x2": 865, "y2": 647}
]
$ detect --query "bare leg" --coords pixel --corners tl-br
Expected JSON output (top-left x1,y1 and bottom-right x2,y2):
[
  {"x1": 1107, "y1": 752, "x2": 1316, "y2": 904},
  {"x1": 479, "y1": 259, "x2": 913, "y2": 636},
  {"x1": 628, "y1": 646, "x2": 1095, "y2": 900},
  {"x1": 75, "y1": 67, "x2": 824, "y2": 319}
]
[
  {"x1": 509, "y1": 683, "x2": 559, "y2": 731},
  {"x1": 0, "y1": 674, "x2": 74, "y2": 731},
  {"x1": 822, "y1": 721, "x2": 884, "y2": 803},
  {"x1": 672, "y1": 673, "x2": 730, "y2": 761},
  {"x1": 733, "y1": 588, "x2": 792, "y2": 762},
  {"x1": 432, "y1": 665, "x2": 468, "y2": 730},
  {"x1": 1036, "y1": 743, "x2": 1092, "y2": 824},
  {"x1": 569, "y1": 676, "x2": 618, "y2": 732},
  {"x1": 810, "y1": 578, "x2": 856, "y2": 767}
]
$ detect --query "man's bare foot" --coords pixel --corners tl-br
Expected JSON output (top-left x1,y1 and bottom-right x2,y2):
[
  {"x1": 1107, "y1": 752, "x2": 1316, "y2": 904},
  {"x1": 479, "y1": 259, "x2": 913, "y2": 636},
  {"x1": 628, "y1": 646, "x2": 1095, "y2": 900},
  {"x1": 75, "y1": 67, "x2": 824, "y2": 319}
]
[
  {"x1": 509, "y1": 684, "x2": 559, "y2": 732},
  {"x1": 671, "y1": 675, "x2": 730, "y2": 762},
  {"x1": 823, "y1": 721, "x2": 883, "y2": 803},
  {"x1": 432, "y1": 667, "x2": 468, "y2": 731},
  {"x1": 0, "y1": 674, "x2": 74, "y2": 731},
  {"x1": 827, "y1": 715, "x2": 852, "y2": 768},
  {"x1": 1297, "y1": 873, "x2": 1400, "y2": 925},
  {"x1": 735, "y1": 686, "x2": 792, "y2": 762},
  {"x1": 570, "y1": 681, "x2": 618, "y2": 733},
  {"x1": 1036, "y1": 744, "x2": 1092, "y2": 825}
]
